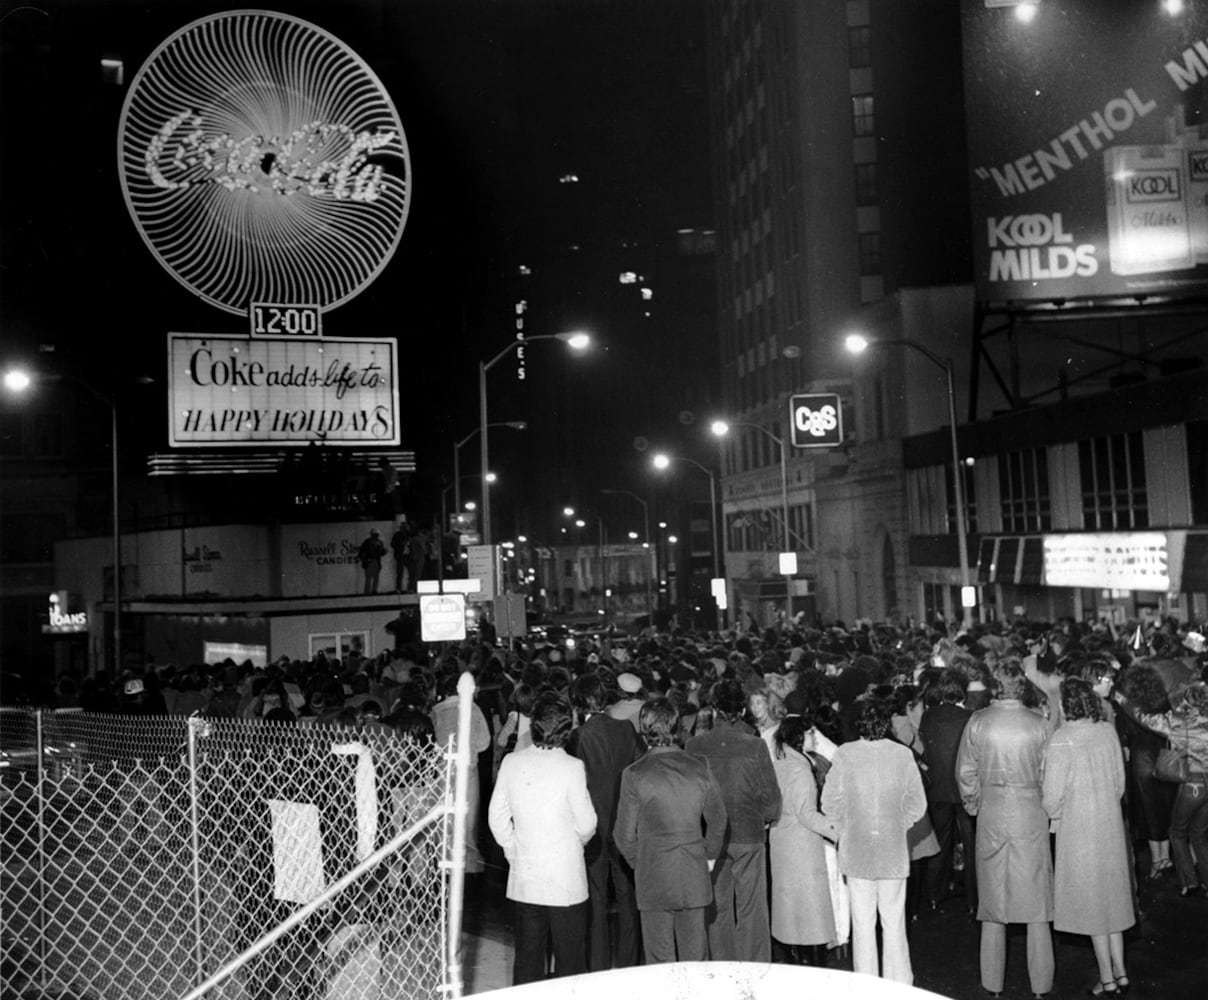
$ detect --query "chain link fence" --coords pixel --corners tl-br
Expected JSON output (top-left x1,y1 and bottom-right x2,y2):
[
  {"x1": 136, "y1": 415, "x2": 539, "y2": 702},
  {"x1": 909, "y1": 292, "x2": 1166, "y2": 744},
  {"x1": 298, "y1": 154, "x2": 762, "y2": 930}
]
[{"x1": 1, "y1": 704, "x2": 469, "y2": 1000}]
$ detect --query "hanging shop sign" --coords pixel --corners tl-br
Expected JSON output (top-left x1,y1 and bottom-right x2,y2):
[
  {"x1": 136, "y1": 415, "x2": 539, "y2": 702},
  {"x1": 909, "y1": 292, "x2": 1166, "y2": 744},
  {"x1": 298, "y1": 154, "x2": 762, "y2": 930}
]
[
  {"x1": 1042, "y1": 531, "x2": 1171, "y2": 591},
  {"x1": 960, "y1": 0, "x2": 1208, "y2": 303},
  {"x1": 168, "y1": 334, "x2": 400, "y2": 446}
]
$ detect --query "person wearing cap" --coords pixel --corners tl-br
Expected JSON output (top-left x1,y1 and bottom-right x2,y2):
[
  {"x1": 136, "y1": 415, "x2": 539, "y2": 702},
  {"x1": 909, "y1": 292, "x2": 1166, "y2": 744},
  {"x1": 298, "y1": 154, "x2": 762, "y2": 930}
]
[
  {"x1": 685, "y1": 678, "x2": 782, "y2": 963},
  {"x1": 357, "y1": 527, "x2": 387, "y2": 595},
  {"x1": 567, "y1": 674, "x2": 644, "y2": 971},
  {"x1": 608, "y1": 672, "x2": 646, "y2": 731}
]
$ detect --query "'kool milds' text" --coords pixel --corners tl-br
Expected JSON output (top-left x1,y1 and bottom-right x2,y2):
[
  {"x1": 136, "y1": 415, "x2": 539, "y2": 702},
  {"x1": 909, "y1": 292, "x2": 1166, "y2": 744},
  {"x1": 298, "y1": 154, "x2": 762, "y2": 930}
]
[{"x1": 986, "y1": 213, "x2": 1097, "y2": 281}]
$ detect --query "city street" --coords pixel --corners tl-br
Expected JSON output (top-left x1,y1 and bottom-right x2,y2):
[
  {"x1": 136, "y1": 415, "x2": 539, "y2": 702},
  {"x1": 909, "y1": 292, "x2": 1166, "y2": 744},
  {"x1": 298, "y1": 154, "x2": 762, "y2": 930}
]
[{"x1": 461, "y1": 853, "x2": 1207, "y2": 999}]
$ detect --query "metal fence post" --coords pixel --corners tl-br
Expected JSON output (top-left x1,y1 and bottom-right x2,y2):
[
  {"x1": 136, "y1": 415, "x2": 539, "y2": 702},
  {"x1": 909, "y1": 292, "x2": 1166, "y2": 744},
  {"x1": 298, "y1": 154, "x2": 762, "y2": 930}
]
[
  {"x1": 444, "y1": 672, "x2": 476, "y2": 1000},
  {"x1": 187, "y1": 715, "x2": 209, "y2": 986},
  {"x1": 33, "y1": 708, "x2": 49, "y2": 990}
]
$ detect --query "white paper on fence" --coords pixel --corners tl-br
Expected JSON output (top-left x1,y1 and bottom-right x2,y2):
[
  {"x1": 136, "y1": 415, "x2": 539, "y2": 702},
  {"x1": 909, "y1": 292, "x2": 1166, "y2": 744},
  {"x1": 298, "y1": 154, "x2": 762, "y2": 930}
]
[
  {"x1": 331, "y1": 741, "x2": 378, "y2": 862},
  {"x1": 268, "y1": 799, "x2": 326, "y2": 904}
]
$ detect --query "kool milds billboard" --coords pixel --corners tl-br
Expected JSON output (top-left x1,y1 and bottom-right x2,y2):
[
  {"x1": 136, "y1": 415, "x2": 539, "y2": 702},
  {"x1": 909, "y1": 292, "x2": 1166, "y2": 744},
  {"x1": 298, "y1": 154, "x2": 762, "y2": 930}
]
[
  {"x1": 168, "y1": 334, "x2": 400, "y2": 446},
  {"x1": 961, "y1": 1, "x2": 1208, "y2": 303}
]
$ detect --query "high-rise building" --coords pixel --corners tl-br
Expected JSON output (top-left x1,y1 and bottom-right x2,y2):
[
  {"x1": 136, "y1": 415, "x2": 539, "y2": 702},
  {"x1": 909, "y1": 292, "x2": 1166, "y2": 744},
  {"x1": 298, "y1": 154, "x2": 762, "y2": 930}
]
[{"x1": 704, "y1": 0, "x2": 971, "y2": 624}]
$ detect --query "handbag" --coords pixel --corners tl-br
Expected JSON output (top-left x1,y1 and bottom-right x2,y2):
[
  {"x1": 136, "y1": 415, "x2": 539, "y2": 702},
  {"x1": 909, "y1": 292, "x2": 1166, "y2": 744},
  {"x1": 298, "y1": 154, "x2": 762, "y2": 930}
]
[{"x1": 1155, "y1": 719, "x2": 1192, "y2": 783}]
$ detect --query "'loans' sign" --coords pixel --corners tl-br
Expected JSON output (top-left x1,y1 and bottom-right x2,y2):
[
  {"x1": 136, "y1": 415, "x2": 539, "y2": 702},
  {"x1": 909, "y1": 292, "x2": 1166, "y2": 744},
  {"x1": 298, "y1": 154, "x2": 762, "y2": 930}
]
[
  {"x1": 168, "y1": 333, "x2": 400, "y2": 446},
  {"x1": 789, "y1": 393, "x2": 843, "y2": 448}
]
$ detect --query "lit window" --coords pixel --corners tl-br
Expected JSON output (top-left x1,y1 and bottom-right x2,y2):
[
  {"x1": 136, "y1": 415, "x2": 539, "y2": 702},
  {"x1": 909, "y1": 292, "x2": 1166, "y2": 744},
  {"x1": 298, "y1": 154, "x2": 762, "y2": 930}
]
[
  {"x1": 852, "y1": 95, "x2": 875, "y2": 137},
  {"x1": 559, "y1": 173, "x2": 580, "y2": 184},
  {"x1": 619, "y1": 272, "x2": 637, "y2": 284},
  {"x1": 641, "y1": 288, "x2": 653, "y2": 300}
]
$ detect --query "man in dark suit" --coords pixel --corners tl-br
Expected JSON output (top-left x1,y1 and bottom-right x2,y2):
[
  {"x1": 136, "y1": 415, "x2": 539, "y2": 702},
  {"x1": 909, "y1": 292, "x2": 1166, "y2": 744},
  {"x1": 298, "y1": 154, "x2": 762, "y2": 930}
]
[
  {"x1": 685, "y1": 678, "x2": 781, "y2": 963},
  {"x1": 614, "y1": 698, "x2": 727, "y2": 963},
  {"x1": 566, "y1": 674, "x2": 645, "y2": 971},
  {"x1": 918, "y1": 667, "x2": 977, "y2": 913}
]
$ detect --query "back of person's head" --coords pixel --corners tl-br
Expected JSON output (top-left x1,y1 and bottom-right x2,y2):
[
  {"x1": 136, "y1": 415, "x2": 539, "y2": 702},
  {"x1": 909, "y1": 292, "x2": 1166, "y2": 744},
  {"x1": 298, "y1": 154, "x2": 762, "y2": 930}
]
[
  {"x1": 1173, "y1": 682, "x2": 1208, "y2": 716},
  {"x1": 1060, "y1": 677, "x2": 1103, "y2": 722},
  {"x1": 935, "y1": 668, "x2": 969, "y2": 706},
  {"x1": 639, "y1": 697, "x2": 679, "y2": 747},
  {"x1": 510, "y1": 682, "x2": 537, "y2": 717},
  {"x1": 437, "y1": 669, "x2": 464, "y2": 700},
  {"x1": 774, "y1": 714, "x2": 811, "y2": 758},
  {"x1": 991, "y1": 659, "x2": 1027, "y2": 701},
  {"x1": 855, "y1": 697, "x2": 894, "y2": 741},
  {"x1": 394, "y1": 708, "x2": 436, "y2": 746},
  {"x1": 569, "y1": 673, "x2": 606, "y2": 714},
  {"x1": 530, "y1": 693, "x2": 574, "y2": 749},
  {"x1": 1116, "y1": 662, "x2": 1170, "y2": 713},
  {"x1": 706, "y1": 678, "x2": 746, "y2": 719}
]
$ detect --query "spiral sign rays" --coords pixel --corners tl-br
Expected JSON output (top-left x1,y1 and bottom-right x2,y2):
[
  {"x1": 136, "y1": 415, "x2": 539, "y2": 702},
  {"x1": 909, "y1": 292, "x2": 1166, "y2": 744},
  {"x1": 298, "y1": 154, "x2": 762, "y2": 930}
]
[{"x1": 118, "y1": 11, "x2": 411, "y2": 315}]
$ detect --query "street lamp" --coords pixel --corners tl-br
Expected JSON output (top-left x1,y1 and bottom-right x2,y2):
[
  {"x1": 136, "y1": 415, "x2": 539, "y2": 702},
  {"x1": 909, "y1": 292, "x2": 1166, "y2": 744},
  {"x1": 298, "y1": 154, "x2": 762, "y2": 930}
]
[
  {"x1": 4, "y1": 368, "x2": 123, "y2": 670},
  {"x1": 601, "y1": 488, "x2": 654, "y2": 621},
  {"x1": 454, "y1": 421, "x2": 525, "y2": 518},
  {"x1": 710, "y1": 418, "x2": 795, "y2": 622},
  {"x1": 479, "y1": 331, "x2": 590, "y2": 546},
  {"x1": 651, "y1": 452, "x2": 721, "y2": 630},
  {"x1": 845, "y1": 332, "x2": 973, "y2": 628}
]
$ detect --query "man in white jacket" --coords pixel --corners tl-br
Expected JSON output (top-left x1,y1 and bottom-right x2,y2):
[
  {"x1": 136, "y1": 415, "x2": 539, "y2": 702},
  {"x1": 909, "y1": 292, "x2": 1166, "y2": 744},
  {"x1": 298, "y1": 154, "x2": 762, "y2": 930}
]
[{"x1": 489, "y1": 692, "x2": 597, "y2": 985}]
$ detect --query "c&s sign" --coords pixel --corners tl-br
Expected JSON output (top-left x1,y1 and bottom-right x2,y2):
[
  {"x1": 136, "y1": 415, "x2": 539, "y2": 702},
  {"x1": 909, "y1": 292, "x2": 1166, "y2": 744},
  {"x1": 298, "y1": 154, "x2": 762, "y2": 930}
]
[{"x1": 789, "y1": 393, "x2": 843, "y2": 448}]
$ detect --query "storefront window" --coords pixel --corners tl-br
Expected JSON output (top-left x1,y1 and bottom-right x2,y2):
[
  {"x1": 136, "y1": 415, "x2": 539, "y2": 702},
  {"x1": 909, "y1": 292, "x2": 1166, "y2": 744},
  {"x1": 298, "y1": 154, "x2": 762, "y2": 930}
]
[{"x1": 308, "y1": 631, "x2": 368, "y2": 664}]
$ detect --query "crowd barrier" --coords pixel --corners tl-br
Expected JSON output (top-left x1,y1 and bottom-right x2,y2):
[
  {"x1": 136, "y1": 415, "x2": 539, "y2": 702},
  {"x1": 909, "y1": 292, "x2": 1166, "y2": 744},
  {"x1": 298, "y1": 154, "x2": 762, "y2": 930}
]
[{"x1": 0, "y1": 696, "x2": 475, "y2": 1000}]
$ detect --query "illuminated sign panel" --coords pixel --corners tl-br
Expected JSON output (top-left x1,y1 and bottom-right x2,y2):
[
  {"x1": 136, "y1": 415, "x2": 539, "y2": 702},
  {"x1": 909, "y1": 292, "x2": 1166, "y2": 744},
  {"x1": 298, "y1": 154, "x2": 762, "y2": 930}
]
[
  {"x1": 1042, "y1": 532, "x2": 1170, "y2": 591},
  {"x1": 960, "y1": 1, "x2": 1208, "y2": 302},
  {"x1": 789, "y1": 393, "x2": 844, "y2": 448},
  {"x1": 43, "y1": 592, "x2": 87, "y2": 635},
  {"x1": 168, "y1": 334, "x2": 400, "y2": 446}
]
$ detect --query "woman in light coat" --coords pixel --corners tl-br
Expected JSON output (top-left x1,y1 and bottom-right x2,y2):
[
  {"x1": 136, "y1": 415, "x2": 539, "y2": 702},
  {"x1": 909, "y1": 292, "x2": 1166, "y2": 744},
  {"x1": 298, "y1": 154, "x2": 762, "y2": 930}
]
[
  {"x1": 769, "y1": 715, "x2": 838, "y2": 964},
  {"x1": 1043, "y1": 678, "x2": 1134, "y2": 997},
  {"x1": 821, "y1": 697, "x2": 927, "y2": 985}
]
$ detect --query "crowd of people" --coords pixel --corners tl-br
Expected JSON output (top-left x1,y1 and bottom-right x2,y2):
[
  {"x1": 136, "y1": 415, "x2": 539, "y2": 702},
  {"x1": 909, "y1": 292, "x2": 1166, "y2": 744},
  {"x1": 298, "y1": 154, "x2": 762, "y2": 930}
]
[{"x1": 12, "y1": 612, "x2": 1208, "y2": 994}]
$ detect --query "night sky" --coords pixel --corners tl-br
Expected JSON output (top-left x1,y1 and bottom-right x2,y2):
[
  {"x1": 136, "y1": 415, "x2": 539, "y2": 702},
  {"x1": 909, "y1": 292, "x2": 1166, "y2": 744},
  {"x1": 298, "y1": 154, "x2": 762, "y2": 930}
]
[{"x1": 0, "y1": 0, "x2": 715, "y2": 534}]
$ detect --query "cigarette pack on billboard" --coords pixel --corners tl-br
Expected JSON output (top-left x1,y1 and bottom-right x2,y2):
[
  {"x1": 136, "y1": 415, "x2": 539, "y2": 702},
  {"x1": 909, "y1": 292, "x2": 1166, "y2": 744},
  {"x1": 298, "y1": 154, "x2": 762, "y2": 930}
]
[
  {"x1": 1104, "y1": 145, "x2": 1193, "y2": 276},
  {"x1": 1185, "y1": 126, "x2": 1208, "y2": 265}
]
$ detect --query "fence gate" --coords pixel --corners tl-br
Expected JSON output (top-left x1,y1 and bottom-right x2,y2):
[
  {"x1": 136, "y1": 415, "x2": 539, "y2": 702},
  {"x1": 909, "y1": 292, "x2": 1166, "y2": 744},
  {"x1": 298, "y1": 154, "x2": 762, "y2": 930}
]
[{"x1": 0, "y1": 701, "x2": 474, "y2": 1000}]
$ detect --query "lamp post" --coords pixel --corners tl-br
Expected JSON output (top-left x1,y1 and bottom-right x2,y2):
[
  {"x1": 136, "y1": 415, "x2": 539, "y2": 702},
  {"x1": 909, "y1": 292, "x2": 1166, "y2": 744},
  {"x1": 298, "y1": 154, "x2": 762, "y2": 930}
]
[
  {"x1": 652, "y1": 453, "x2": 721, "y2": 630},
  {"x1": 3, "y1": 368, "x2": 123, "y2": 671},
  {"x1": 601, "y1": 488, "x2": 654, "y2": 622},
  {"x1": 845, "y1": 332, "x2": 973, "y2": 628},
  {"x1": 454, "y1": 421, "x2": 525, "y2": 520},
  {"x1": 710, "y1": 419, "x2": 794, "y2": 623},
  {"x1": 479, "y1": 332, "x2": 590, "y2": 546}
]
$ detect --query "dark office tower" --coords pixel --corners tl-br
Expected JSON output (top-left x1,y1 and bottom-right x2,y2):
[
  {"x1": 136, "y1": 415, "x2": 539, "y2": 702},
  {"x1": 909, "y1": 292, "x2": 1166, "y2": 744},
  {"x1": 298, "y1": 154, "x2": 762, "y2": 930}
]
[{"x1": 703, "y1": 0, "x2": 970, "y2": 624}]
